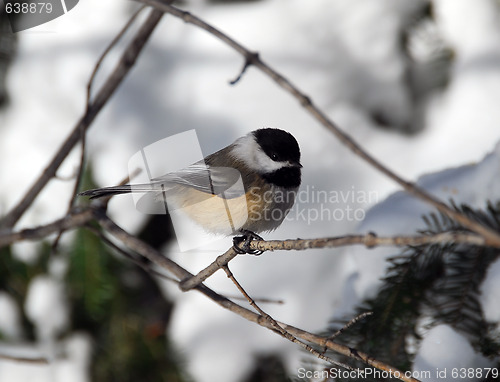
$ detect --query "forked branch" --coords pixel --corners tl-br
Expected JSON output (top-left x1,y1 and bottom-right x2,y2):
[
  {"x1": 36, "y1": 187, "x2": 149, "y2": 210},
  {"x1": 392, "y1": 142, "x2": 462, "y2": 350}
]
[{"x1": 96, "y1": 211, "x2": 421, "y2": 382}]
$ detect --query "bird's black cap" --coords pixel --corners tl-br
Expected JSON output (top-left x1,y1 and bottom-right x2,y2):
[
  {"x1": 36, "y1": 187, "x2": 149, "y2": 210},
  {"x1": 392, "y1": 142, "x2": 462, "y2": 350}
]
[{"x1": 253, "y1": 128, "x2": 301, "y2": 167}]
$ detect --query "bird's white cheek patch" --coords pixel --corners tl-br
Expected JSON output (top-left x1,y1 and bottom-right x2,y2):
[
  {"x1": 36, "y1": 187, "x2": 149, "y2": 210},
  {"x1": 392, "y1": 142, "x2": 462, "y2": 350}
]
[
  {"x1": 230, "y1": 135, "x2": 285, "y2": 173},
  {"x1": 253, "y1": 149, "x2": 286, "y2": 173}
]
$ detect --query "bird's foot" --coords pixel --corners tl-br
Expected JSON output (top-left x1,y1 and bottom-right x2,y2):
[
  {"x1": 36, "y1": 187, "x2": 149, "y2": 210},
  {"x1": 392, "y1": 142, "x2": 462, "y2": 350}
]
[{"x1": 232, "y1": 230, "x2": 264, "y2": 255}]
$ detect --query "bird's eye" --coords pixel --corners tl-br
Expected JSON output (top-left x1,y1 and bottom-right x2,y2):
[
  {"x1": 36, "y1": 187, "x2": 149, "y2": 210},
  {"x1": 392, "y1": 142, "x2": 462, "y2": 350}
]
[{"x1": 271, "y1": 153, "x2": 279, "y2": 161}]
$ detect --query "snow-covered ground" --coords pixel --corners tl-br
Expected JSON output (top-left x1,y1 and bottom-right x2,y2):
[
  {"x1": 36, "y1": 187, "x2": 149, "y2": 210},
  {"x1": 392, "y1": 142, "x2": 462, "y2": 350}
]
[{"x1": 1, "y1": 0, "x2": 500, "y2": 381}]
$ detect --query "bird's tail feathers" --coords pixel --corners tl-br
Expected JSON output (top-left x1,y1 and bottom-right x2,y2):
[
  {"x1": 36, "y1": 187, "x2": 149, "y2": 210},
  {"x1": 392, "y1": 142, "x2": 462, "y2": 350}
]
[{"x1": 79, "y1": 184, "x2": 158, "y2": 199}]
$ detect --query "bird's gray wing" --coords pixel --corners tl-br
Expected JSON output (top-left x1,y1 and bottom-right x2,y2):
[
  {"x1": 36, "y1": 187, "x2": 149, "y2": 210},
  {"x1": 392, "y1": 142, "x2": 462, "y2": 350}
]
[
  {"x1": 80, "y1": 163, "x2": 246, "y2": 200},
  {"x1": 151, "y1": 163, "x2": 245, "y2": 198}
]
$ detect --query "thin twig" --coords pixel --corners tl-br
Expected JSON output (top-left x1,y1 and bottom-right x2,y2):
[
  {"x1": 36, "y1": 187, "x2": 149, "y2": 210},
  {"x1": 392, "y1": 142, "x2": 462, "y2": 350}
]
[
  {"x1": 94, "y1": 210, "x2": 188, "y2": 282},
  {"x1": 0, "y1": 8, "x2": 163, "y2": 229},
  {"x1": 50, "y1": 6, "x2": 150, "y2": 253},
  {"x1": 50, "y1": 122, "x2": 86, "y2": 253},
  {"x1": 84, "y1": 223, "x2": 179, "y2": 283},
  {"x1": 227, "y1": 294, "x2": 284, "y2": 305},
  {"x1": 222, "y1": 264, "x2": 356, "y2": 372},
  {"x1": 321, "y1": 312, "x2": 373, "y2": 356},
  {"x1": 136, "y1": 0, "x2": 500, "y2": 248},
  {"x1": 86, "y1": 5, "x2": 148, "y2": 104},
  {"x1": 326, "y1": 312, "x2": 373, "y2": 342},
  {"x1": 229, "y1": 52, "x2": 259, "y2": 85}
]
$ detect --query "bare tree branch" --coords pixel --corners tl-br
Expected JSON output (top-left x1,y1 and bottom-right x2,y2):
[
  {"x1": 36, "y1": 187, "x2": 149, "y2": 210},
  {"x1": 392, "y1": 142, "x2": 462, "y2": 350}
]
[
  {"x1": 2, "y1": 216, "x2": 487, "y2": 252},
  {"x1": 136, "y1": 0, "x2": 500, "y2": 248},
  {"x1": 0, "y1": 208, "x2": 94, "y2": 248},
  {"x1": 179, "y1": 246, "x2": 239, "y2": 291},
  {"x1": 96, "y1": 211, "x2": 421, "y2": 382},
  {"x1": 222, "y1": 263, "x2": 357, "y2": 372},
  {"x1": 0, "y1": 8, "x2": 163, "y2": 229},
  {"x1": 84, "y1": 223, "x2": 180, "y2": 284},
  {"x1": 86, "y1": 6, "x2": 148, "y2": 105},
  {"x1": 0, "y1": 169, "x2": 141, "y2": 249},
  {"x1": 86, "y1": 223, "x2": 284, "y2": 305},
  {"x1": 179, "y1": 231, "x2": 489, "y2": 291},
  {"x1": 0, "y1": 206, "x2": 436, "y2": 381},
  {"x1": 249, "y1": 231, "x2": 489, "y2": 251}
]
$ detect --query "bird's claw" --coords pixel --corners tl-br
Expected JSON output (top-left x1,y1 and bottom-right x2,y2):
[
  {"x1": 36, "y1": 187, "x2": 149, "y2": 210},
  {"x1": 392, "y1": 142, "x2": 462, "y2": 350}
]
[{"x1": 232, "y1": 230, "x2": 264, "y2": 255}]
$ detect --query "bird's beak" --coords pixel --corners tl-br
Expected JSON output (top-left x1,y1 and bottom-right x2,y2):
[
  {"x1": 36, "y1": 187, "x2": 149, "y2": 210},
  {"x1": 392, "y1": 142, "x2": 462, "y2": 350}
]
[{"x1": 289, "y1": 161, "x2": 303, "y2": 168}]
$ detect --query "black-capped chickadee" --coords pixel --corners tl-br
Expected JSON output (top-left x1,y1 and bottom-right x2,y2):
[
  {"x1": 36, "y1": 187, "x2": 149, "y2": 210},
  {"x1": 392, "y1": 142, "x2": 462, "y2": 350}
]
[{"x1": 80, "y1": 128, "x2": 302, "y2": 252}]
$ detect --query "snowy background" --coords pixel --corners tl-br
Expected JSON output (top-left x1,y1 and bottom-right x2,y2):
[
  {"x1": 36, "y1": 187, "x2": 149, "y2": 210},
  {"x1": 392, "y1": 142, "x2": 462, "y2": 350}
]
[{"x1": 1, "y1": 0, "x2": 500, "y2": 381}]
